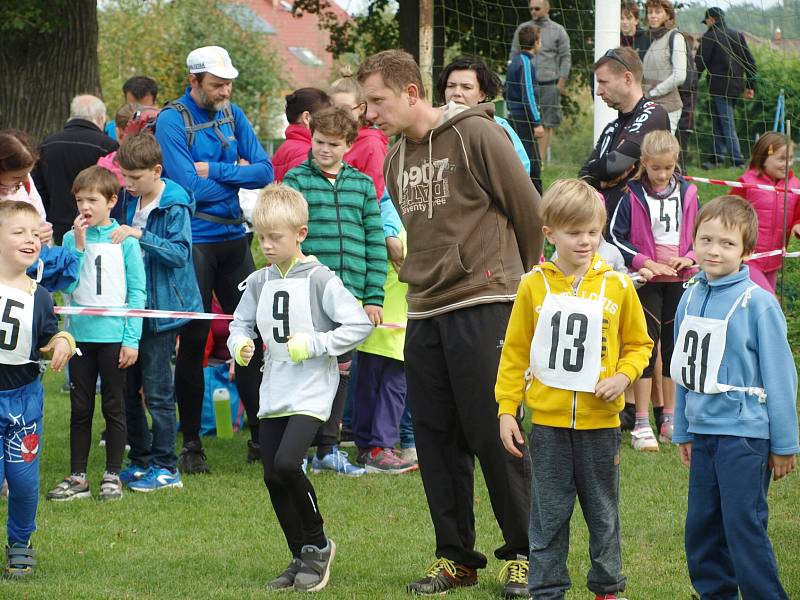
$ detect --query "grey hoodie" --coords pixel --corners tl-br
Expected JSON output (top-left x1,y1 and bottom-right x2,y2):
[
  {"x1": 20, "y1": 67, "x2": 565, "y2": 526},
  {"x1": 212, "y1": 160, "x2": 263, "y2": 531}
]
[{"x1": 228, "y1": 257, "x2": 372, "y2": 420}]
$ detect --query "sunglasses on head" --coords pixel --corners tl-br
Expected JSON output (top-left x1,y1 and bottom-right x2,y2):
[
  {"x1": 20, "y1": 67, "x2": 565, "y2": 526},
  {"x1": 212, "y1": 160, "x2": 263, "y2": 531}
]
[{"x1": 602, "y1": 49, "x2": 632, "y2": 72}]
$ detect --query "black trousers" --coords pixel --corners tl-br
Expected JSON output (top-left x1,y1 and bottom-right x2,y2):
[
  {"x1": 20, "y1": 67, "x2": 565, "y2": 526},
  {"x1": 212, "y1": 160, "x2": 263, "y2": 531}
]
[
  {"x1": 260, "y1": 415, "x2": 326, "y2": 558},
  {"x1": 637, "y1": 281, "x2": 684, "y2": 378},
  {"x1": 508, "y1": 115, "x2": 543, "y2": 195},
  {"x1": 405, "y1": 303, "x2": 531, "y2": 569},
  {"x1": 69, "y1": 342, "x2": 127, "y2": 474},
  {"x1": 174, "y1": 238, "x2": 263, "y2": 445},
  {"x1": 312, "y1": 351, "x2": 351, "y2": 452}
]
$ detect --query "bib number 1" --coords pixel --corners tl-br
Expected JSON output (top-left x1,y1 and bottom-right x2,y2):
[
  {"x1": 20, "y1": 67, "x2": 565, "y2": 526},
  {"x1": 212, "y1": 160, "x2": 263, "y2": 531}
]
[
  {"x1": 548, "y1": 310, "x2": 588, "y2": 372},
  {"x1": 681, "y1": 330, "x2": 710, "y2": 391}
]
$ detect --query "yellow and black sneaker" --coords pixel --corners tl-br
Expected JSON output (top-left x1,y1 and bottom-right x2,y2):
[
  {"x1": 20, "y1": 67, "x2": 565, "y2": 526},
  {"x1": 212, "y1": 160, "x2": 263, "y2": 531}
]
[
  {"x1": 407, "y1": 557, "x2": 478, "y2": 595},
  {"x1": 498, "y1": 555, "x2": 530, "y2": 598}
]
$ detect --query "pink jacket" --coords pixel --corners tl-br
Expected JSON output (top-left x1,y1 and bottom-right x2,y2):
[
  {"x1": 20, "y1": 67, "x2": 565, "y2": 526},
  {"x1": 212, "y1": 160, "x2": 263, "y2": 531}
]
[
  {"x1": 730, "y1": 168, "x2": 800, "y2": 273},
  {"x1": 273, "y1": 124, "x2": 311, "y2": 182},
  {"x1": 344, "y1": 126, "x2": 389, "y2": 200}
]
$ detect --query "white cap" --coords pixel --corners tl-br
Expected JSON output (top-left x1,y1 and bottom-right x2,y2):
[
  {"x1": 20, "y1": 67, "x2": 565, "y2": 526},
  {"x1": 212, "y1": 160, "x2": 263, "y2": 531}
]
[{"x1": 186, "y1": 46, "x2": 239, "y2": 80}]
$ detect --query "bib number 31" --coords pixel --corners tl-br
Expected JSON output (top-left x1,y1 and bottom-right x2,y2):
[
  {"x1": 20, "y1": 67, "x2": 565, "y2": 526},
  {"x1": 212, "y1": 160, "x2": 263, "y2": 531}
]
[{"x1": 681, "y1": 330, "x2": 710, "y2": 391}]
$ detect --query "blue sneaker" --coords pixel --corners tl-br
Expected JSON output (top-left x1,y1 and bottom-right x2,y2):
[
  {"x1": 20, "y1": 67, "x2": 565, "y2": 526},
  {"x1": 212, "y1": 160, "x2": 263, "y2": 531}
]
[
  {"x1": 311, "y1": 446, "x2": 366, "y2": 477},
  {"x1": 128, "y1": 467, "x2": 184, "y2": 493},
  {"x1": 119, "y1": 463, "x2": 150, "y2": 485}
]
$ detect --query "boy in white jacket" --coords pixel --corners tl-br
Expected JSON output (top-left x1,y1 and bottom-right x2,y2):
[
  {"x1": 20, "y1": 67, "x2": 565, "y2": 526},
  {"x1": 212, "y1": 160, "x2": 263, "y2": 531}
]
[{"x1": 227, "y1": 184, "x2": 372, "y2": 593}]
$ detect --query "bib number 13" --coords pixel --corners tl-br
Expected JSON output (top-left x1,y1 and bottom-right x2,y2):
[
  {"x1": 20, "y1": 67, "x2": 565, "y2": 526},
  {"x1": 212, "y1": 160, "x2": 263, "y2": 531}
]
[
  {"x1": 548, "y1": 310, "x2": 588, "y2": 372},
  {"x1": 681, "y1": 330, "x2": 710, "y2": 391}
]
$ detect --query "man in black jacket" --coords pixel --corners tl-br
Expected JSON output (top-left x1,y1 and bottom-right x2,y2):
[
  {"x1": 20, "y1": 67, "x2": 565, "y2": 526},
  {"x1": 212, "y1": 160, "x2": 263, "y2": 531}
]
[
  {"x1": 695, "y1": 7, "x2": 757, "y2": 169},
  {"x1": 32, "y1": 95, "x2": 118, "y2": 243}
]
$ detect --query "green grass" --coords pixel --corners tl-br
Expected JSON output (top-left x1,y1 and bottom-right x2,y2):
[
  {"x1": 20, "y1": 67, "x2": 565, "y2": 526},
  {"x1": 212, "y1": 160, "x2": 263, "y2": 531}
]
[{"x1": 3, "y1": 368, "x2": 799, "y2": 599}]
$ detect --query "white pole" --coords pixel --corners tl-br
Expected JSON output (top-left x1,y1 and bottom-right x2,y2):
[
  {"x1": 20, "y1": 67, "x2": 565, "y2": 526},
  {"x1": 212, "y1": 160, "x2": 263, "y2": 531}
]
[{"x1": 594, "y1": 1, "x2": 622, "y2": 143}]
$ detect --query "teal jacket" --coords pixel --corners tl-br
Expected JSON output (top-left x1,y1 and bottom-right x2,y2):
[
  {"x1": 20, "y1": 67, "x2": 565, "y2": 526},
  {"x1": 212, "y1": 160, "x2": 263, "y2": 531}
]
[
  {"x1": 284, "y1": 159, "x2": 387, "y2": 306},
  {"x1": 62, "y1": 220, "x2": 146, "y2": 348}
]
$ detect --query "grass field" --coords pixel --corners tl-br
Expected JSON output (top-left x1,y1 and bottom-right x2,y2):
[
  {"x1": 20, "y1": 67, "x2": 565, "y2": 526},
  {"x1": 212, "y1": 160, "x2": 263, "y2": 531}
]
[{"x1": 4, "y1": 152, "x2": 800, "y2": 598}]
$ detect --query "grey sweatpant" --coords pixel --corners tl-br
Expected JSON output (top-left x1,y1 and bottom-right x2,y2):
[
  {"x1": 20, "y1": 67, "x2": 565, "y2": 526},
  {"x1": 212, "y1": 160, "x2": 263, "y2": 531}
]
[{"x1": 528, "y1": 424, "x2": 625, "y2": 599}]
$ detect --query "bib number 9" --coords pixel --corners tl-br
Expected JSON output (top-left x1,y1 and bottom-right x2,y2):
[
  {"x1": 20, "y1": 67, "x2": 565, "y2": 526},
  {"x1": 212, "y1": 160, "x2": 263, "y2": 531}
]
[
  {"x1": 272, "y1": 291, "x2": 290, "y2": 343},
  {"x1": 548, "y1": 310, "x2": 588, "y2": 373}
]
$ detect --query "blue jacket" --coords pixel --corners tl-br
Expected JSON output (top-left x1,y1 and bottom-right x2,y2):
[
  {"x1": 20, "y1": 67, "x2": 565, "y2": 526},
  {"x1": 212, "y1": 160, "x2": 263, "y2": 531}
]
[
  {"x1": 63, "y1": 220, "x2": 146, "y2": 348},
  {"x1": 27, "y1": 245, "x2": 80, "y2": 292},
  {"x1": 494, "y1": 116, "x2": 531, "y2": 174},
  {"x1": 505, "y1": 51, "x2": 542, "y2": 125},
  {"x1": 120, "y1": 178, "x2": 204, "y2": 333},
  {"x1": 155, "y1": 88, "x2": 273, "y2": 244},
  {"x1": 672, "y1": 267, "x2": 800, "y2": 455}
]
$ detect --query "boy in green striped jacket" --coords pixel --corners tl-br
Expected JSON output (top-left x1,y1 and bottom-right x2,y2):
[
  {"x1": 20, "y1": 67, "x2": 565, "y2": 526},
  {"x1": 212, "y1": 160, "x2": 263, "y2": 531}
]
[{"x1": 284, "y1": 106, "x2": 387, "y2": 474}]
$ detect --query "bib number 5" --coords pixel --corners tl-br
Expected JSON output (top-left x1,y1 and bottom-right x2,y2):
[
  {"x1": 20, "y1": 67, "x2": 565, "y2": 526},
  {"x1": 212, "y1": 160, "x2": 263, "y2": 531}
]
[
  {"x1": 0, "y1": 297, "x2": 23, "y2": 351},
  {"x1": 548, "y1": 310, "x2": 588, "y2": 373}
]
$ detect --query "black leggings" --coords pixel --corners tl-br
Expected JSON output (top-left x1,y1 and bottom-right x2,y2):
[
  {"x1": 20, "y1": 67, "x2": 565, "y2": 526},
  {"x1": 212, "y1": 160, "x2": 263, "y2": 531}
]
[
  {"x1": 260, "y1": 415, "x2": 326, "y2": 557},
  {"x1": 175, "y1": 238, "x2": 263, "y2": 445},
  {"x1": 637, "y1": 281, "x2": 684, "y2": 378},
  {"x1": 69, "y1": 342, "x2": 127, "y2": 474}
]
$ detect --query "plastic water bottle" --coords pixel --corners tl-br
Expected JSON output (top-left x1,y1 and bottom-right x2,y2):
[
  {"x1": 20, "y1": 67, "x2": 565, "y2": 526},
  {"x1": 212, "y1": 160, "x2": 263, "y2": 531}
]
[{"x1": 213, "y1": 388, "x2": 234, "y2": 439}]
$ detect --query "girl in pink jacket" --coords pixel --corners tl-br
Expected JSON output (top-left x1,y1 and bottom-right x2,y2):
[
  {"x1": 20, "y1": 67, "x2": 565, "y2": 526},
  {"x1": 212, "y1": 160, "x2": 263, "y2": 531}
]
[
  {"x1": 730, "y1": 132, "x2": 800, "y2": 292},
  {"x1": 272, "y1": 88, "x2": 330, "y2": 182}
]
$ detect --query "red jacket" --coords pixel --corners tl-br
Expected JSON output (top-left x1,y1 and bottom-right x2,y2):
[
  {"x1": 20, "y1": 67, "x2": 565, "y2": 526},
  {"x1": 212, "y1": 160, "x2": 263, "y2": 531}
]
[
  {"x1": 344, "y1": 126, "x2": 389, "y2": 200},
  {"x1": 730, "y1": 168, "x2": 800, "y2": 273},
  {"x1": 273, "y1": 124, "x2": 311, "y2": 182}
]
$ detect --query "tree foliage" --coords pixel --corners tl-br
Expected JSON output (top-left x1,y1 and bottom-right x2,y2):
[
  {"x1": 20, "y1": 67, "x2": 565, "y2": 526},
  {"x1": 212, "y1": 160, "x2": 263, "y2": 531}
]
[{"x1": 98, "y1": 0, "x2": 287, "y2": 137}]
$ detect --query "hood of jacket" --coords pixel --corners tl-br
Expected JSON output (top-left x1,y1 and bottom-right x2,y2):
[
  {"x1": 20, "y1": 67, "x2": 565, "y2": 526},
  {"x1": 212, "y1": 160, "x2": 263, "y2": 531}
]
[{"x1": 124, "y1": 178, "x2": 195, "y2": 224}]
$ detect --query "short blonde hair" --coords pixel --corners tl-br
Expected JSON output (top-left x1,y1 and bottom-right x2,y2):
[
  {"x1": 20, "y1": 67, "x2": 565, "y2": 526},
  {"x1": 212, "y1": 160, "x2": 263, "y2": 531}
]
[
  {"x1": 634, "y1": 130, "x2": 680, "y2": 179},
  {"x1": 252, "y1": 184, "x2": 308, "y2": 231},
  {"x1": 693, "y1": 195, "x2": 758, "y2": 255},
  {"x1": 541, "y1": 179, "x2": 606, "y2": 229}
]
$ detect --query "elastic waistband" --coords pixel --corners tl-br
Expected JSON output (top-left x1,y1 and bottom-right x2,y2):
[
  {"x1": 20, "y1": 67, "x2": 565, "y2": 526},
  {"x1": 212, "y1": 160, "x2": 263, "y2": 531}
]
[{"x1": 0, "y1": 378, "x2": 43, "y2": 398}]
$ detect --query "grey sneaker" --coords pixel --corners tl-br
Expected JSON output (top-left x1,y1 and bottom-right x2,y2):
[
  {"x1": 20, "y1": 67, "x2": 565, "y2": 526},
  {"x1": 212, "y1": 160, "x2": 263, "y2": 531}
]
[
  {"x1": 178, "y1": 441, "x2": 210, "y2": 474},
  {"x1": 267, "y1": 557, "x2": 303, "y2": 591},
  {"x1": 294, "y1": 539, "x2": 336, "y2": 592},
  {"x1": 400, "y1": 447, "x2": 418, "y2": 464},
  {"x1": 98, "y1": 472, "x2": 123, "y2": 501},
  {"x1": 46, "y1": 474, "x2": 91, "y2": 501}
]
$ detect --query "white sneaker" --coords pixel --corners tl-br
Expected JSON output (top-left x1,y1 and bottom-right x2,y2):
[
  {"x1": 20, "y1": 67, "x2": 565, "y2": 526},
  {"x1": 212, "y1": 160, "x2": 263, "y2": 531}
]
[
  {"x1": 400, "y1": 447, "x2": 418, "y2": 464},
  {"x1": 631, "y1": 427, "x2": 659, "y2": 452}
]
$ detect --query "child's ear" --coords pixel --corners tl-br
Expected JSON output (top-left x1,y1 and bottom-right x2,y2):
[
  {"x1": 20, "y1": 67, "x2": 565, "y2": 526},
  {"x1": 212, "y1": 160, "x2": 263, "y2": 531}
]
[
  {"x1": 542, "y1": 225, "x2": 553, "y2": 244},
  {"x1": 297, "y1": 225, "x2": 309, "y2": 244},
  {"x1": 108, "y1": 194, "x2": 118, "y2": 209},
  {"x1": 154, "y1": 164, "x2": 163, "y2": 178}
]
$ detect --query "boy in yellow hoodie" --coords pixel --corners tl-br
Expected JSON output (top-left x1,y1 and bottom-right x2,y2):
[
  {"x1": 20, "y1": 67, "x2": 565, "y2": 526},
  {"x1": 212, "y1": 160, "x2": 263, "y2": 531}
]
[{"x1": 496, "y1": 179, "x2": 652, "y2": 600}]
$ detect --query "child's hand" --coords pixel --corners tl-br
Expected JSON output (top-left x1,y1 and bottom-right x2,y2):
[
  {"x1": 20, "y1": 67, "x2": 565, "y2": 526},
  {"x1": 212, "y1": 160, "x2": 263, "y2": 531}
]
[
  {"x1": 499, "y1": 413, "x2": 525, "y2": 458},
  {"x1": 235, "y1": 339, "x2": 255, "y2": 367},
  {"x1": 118, "y1": 346, "x2": 139, "y2": 369},
  {"x1": 595, "y1": 373, "x2": 631, "y2": 402},
  {"x1": 637, "y1": 267, "x2": 655, "y2": 281},
  {"x1": 669, "y1": 256, "x2": 694, "y2": 271},
  {"x1": 769, "y1": 453, "x2": 796, "y2": 481},
  {"x1": 679, "y1": 442, "x2": 692, "y2": 467},
  {"x1": 364, "y1": 304, "x2": 383, "y2": 327},
  {"x1": 72, "y1": 214, "x2": 88, "y2": 251},
  {"x1": 40, "y1": 337, "x2": 72, "y2": 372},
  {"x1": 386, "y1": 236, "x2": 404, "y2": 271},
  {"x1": 110, "y1": 225, "x2": 142, "y2": 244},
  {"x1": 533, "y1": 125, "x2": 545, "y2": 139},
  {"x1": 792, "y1": 223, "x2": 800, "y2": 238},
  {"x1": 643, "y1": 259, "x2": 677, "y2": 278},
  {"x1": 39, "y1": 221, "x2": 53, "y2": 245},
  {"x1": 287, "y1": 333, "x2": 310, "y2": 363}
]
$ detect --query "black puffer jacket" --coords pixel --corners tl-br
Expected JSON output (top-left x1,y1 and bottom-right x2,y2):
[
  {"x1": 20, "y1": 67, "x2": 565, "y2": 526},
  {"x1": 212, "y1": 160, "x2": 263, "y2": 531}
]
[{"x1": 695, "y1": 21, "x2": 757, "y2": 98}]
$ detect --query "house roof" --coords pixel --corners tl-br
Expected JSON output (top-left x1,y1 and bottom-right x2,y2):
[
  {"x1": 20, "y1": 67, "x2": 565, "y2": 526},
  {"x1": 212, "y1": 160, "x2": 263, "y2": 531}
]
[{"x1": 229, "y1": 0, "x2": 349, "y2": 90}]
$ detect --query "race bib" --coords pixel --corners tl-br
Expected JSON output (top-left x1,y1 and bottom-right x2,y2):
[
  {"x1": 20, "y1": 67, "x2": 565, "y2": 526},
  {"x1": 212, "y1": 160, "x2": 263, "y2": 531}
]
[
  {"x1": 72, "y1": 243, "x2": 127, "y2": 307},
  {"x1": 0, "y1": 283, "x2": 34, "y2": 365},
  {"x1": 257, "y1": 276, "x2": 316, "y2": 362}
]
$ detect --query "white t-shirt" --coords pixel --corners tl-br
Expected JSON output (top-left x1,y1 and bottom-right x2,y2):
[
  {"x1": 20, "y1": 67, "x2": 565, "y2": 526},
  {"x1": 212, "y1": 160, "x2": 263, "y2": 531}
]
[
  {"x1": 131, "y1": 186, "x2": 163, "y2": 230},
  {"x1": 645, "y1": 189, "x2": 681, "y2": 246}
]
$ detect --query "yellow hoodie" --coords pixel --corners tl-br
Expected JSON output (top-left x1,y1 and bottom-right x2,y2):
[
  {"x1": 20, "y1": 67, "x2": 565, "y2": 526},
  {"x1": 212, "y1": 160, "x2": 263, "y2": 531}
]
[{"x1": 496, "y1": 255, "x2": 652, "y2": 430}]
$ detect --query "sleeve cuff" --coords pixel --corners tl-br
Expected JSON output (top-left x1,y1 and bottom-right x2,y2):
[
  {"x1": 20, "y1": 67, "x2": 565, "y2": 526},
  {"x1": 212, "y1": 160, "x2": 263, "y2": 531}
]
[
  {"x1": 51, "y1": 331, "x2": 76, "y2": 355},
  {"x1": 616, "y1": 364, "x2": 640, "y2": 386},
  {"x1": 497, "y1": 399, "x2": 521, "y2": 417},
  {"x1": 631, "y1": 254, "x2": 649, "y2": 271}
]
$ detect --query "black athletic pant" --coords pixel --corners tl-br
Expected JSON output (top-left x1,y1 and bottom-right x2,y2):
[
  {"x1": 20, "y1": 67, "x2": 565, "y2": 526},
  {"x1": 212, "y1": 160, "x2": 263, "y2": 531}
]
[
  {"x1": 313, "y1": 351, "x2": 351, "y2": 455},
  {"x1": 175, "y1": 238, "x2": 263, "y2": 446},
  {"x1": 260, "y1": 415, "x2": 326, "y2": 558},
  {"x1": 508, "y1": 116, "x2": 543, "y2": 195},
  {"x1": 405, "y1": 302, "x2": 531, "y2": 569},
  {"x1": 637, "y1": 281, "x2": 684, "y2": 378},
  {"x1": 69, "y1": 342, "x2": 127, "y2": 474}
]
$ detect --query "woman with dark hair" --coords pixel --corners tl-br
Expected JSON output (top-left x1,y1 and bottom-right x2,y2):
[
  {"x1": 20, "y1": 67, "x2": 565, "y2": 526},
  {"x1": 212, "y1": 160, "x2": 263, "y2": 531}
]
[
  {"x1": 272, "y1": 88, "x2": 331, "y2": 181},
  {"x1": 436, "y1": 57, "x2": 531, "y2": 177}
]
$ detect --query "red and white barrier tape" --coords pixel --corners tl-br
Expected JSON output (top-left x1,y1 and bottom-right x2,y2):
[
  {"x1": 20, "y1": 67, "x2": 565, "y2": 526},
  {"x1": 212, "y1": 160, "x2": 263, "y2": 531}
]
[
  {"x1": 684, "y1": 174, "x2": 800, "y2": 196},
  {"x1": 53, "y1": 305, "x2": 406, "y2": 328}
]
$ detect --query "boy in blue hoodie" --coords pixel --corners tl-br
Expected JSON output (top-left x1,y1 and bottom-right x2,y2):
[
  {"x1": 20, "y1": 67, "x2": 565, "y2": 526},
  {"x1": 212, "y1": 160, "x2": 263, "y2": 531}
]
[
  {"x1": 671, "y1": 195, "x2": 798, "y2": 600},
  {"x1": 113, "y1": 133, "x2": 203, "y2": 492},
  {"x1": 46, "y1": 166, "x2": 146, "y2": 502}
]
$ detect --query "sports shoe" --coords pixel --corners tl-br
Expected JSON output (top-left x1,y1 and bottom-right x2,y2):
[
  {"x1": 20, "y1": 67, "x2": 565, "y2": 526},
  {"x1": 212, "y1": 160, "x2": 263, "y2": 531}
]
[
  {"x1": 400, "y1": 446, "x2": 418, "y2": 464},
  {"x1": 407, "y1": 558, "x2": 478, "y2": 595},
  {"x1": 129, "y1": 466, "x2": 184, "y2": 493},
  {"x1": 311, "y1": 446, "x2": 366, "y2": 477},
  {"x1": 119, "y1": 463, "x2": 150, "y2": 484},
  {"x1": 98, "y1": 472, "x2": 123, "y2": 501},
  {"x1": 355, "y1": 448, "x2": 369, "y2": 465},
  {"x1": 267, "y1": 557, "x2": 303, "y2": 591},
  {"x1": 294, "y1": 539, "x2": 336, "y2": 592},
  {"x1": 363, "y1": 448, "x2": 418, "y2": 474},
  {"x1": 659, "y1": 419, "x2": 674, "y2": 444},
  {"x1": 498, "y1": 555, "x2": 529, "y2": 598},
  {"x1": 619, "y1": 404, "x2": 635, "y2": 431},
  {"x1": 178, "y1": 440, "x2": 210, "y2": 474},
  {"x1": 246, "y1": 440, "x2": 261, "y2": 464},
  {"x1": 631, "y1": 427, "x2": 659, "y2": 452},
  {"x1": 46, "y1": 474, "x2": 91, "y2": 501},
  {"x1": 595, "y1": 594, "x2": 628, "y2": 600},
  {"x1": 3, "y1": 542, "x2": 35, "y2": 579}
]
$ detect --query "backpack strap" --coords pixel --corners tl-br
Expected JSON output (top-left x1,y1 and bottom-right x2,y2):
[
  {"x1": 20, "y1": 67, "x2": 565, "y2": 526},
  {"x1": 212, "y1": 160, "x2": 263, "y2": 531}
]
[{"x1": 163, "y1": 100, "x2": 236, "y2": 150}]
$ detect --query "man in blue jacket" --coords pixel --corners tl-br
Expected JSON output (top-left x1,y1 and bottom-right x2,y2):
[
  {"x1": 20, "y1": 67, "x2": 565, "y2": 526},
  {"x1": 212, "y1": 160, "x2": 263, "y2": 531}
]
[{"x1": 155, "y1": 46, "x2": 273, "y2": 473}]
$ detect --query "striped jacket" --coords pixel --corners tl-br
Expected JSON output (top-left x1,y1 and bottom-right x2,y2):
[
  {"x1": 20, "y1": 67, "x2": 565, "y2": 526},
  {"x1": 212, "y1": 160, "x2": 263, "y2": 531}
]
[{"x1": 284, "y1": 159, "x2": 387, "y2": 306}]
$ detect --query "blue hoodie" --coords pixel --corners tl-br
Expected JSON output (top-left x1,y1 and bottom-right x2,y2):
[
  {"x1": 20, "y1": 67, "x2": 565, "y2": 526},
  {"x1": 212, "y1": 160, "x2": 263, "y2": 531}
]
[
  {"x1": 27, "y1": 245, "x2": 80, "y2": 292},
  {"x1": 155, "y1": 88, "x2": 273, "y2": 244},
  {"x1": 672, "y1": 266, "x2": 800, "y2": 455},
  {"x1": 62, "y1": 221, "x2": 146, "y2": 348},
  {"x1": 119, "y1": 178, "x2": 204, "y2": 333}
]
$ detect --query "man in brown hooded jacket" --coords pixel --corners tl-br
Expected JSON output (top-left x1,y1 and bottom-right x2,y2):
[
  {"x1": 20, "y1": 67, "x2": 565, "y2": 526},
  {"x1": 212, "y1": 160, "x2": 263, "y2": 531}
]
[{"x1": 358, "y1": 50, "x2": 543, "y2": 598}]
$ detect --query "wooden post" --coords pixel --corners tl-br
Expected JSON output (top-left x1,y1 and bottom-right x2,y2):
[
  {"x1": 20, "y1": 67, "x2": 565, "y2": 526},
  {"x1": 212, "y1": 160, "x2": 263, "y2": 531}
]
[{"x1": 419, "y1": 0, "x2": 434, "y2": 98}]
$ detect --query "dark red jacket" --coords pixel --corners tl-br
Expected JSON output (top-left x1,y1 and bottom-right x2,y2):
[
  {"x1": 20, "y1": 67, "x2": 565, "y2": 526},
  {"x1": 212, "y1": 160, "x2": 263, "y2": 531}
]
[
  {"x1": 273, "y1": 124, "x2": 311, "y2": 182},
  {"x1": 344, "y1": 126, "x2": 389, "y2": 200}
]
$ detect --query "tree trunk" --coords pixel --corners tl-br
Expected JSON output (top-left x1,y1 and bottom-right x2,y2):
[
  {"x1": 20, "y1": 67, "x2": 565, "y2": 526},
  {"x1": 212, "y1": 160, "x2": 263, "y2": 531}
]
[{"x1": 0, "y1": 0, "x2": 101, "y2": 142}]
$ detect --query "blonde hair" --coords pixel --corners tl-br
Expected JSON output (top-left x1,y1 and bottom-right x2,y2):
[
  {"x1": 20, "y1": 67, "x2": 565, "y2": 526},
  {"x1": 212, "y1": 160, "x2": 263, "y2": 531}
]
[
  {"x1": 252, "y1": 184, "x2": 308, "y2": 232},
  {"x1": 634, "y1": 130, "x2": 680, "y2": 179},
  {"x1": 541, "y1": 179, "x2": 606, "y2": 229},
  {"x1": 0, "y1": 199, "x2": 41, "y2": 224},
  {"x1": 693, "y1": 195, "x2": 758, "y2": 255}
]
